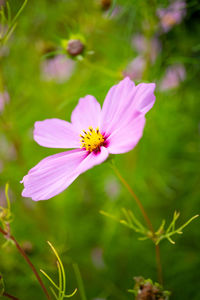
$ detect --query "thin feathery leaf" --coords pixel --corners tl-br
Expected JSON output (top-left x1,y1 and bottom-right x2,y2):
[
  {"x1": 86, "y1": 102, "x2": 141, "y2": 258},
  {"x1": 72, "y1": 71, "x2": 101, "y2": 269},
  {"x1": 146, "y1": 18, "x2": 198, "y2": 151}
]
[{"x1": 40, "y1": 269, "x2": 60, "y2": 291}]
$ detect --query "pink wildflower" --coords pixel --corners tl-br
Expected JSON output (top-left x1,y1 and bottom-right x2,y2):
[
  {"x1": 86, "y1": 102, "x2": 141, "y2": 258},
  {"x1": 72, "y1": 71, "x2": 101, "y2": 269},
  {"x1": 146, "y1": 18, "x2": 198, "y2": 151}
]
[
  {"x1": 159, "y1": 64, "x2": 186, "y2": 91},
  {"x1": 41, "y1": 55, "x2": 75, "y2": 83},
  {"x1": 132, "y1": 34, "x2": 161, "y2": 63},
  {"x1": 157, "y1": 1, "x2": 186, "y2": 33},
  {"x1": 21, "y1": 78, "x2": 156, "y2": 201},
  {"x1": 123, "y1": 56, "x2": 145, "y2": 81}
]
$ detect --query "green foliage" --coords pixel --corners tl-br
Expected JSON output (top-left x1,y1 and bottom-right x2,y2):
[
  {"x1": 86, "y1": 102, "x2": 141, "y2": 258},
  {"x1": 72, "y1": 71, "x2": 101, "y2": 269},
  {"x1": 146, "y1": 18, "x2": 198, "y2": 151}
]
[
  {"x1": 0, "y1": 0, "x2": 28, "y2": 45},
  {"x1": 40, "y1": 241, "x2": 77, "y2": 300},
  {"x1": 155, "y1": 211, "x2": 199, "y2": 245},
  {"x1": 0, "y1": 184, "x2": 13, "y2": 230},
  {"x1": 101, "y1": 209, "x2": 199, "y2": 246},
  {"x1": 73, "y1": 264, "x2": 87, "y2": 300}
]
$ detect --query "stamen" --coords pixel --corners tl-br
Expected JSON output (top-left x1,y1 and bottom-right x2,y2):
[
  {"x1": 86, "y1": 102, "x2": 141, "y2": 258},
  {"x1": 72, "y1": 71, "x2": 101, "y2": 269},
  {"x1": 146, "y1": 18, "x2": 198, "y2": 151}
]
[{"x1": 80, "y1": 126, "x2": 105, "y2": 152}]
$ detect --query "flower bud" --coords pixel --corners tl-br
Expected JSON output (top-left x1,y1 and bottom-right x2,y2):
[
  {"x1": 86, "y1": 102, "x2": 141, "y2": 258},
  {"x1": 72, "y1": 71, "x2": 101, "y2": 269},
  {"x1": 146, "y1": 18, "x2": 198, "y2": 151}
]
[
  {"x1": 67, "y1": 39, "x2": 84, "y2": 56},
  {"x1": 101, "y1": 0, "x2": 112, "y2": 10},
  {"x1": 22, "y1": 241, "x2": 34, "y2": 255},
  {"x1": 133, "y1": 277, "x2": 170, "y2": 300}
]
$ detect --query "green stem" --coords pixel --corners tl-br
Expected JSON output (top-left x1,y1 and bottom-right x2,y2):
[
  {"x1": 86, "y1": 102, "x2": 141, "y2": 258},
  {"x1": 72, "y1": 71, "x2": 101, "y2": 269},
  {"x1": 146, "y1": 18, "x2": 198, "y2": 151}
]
[
  {"x1": 110, "y1": 162, "x2": 163, "y2": 285},
  {"x1": 73, "y1": 264, "x2": 87, "y2": 300},
  {"x1": 3, "y1": 0, "x2": 28, "y2": 45}
]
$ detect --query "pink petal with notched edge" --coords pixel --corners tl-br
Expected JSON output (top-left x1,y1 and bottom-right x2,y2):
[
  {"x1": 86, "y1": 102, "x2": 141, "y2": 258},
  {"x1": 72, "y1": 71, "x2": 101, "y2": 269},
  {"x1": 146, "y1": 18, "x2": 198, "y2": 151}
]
[
  {"x1": 21, "y1": 147, "x2": 109, "y2": 201},
  {"x1": 21, "y1": 149, "x2": 88, "y2": 201},
  {"x1": 71, "y1": 95, "x2": 101, "y2": 133},
  {"x1": 100, "y1": 77, "x2": 135, "y2": 135},
  {"x1": 100, "y1": 77, "x2": 155, "y2": 139},
  {"x1": 130, "y1": 83, "x2": 156, "y2": 114},
  {"x1": 100, "y1": 78, "x2": 155, "y2": 154},
  {"x1": 106, "y1": 114, "x2": 146, "y2": 154},
  {"x1": 34, "y1": 118, "x2": 80, "y2": 148}
]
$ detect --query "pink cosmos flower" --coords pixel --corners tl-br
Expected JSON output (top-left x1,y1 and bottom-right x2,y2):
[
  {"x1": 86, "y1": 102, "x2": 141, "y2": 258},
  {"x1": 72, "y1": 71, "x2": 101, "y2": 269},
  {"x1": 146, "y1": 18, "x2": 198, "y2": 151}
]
[
  {"x1": 159, "y1": 64, "x2": 186, "y2": 91},
  {"x1": 132, "y1": 34, "x2": 161, "y2": 63},
  {"x1": 41, "y1": 55, "x2": 75, "y2": 83},
  {"x1": 123, "y1": 56, "x2": 146, "y2": 81},
  {"x1": 157, "y1": 1, "x2": 186, "y2": 33},
  {"x1": 21, "y1": 78, "x2": 156, "y2": 201}
]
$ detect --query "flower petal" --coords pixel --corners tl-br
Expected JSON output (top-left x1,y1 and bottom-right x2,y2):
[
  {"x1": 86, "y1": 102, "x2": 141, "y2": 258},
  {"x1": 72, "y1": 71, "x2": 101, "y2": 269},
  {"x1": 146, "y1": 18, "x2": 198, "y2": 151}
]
[
  {"x1": 78, "y1": 146, "x2": 109, "y2": 174},
  {"x1": 21, "y1": 147, "x2": 109, "y2": 201},
  {"x1": 100, "y1": 77, "x2": 136, "y2": 135},
  {"x1": 100, "y1": 78, "x2": 155, "y2": 137},
  {"x1": 106, "y1": 114, "x2": 146, "y2": 154},
  {"x1": 34, "y1": 118, "x2": 80, "y2": 148},
  {"x1": 21, "y1": 149, "x2": 88, "y2": 201},
  {"x1": 131, "y1": 82, "x2": 156, "y2": 114},
  {"x1": 71, "y1": 95, "x2": 101, "y2": 133}
]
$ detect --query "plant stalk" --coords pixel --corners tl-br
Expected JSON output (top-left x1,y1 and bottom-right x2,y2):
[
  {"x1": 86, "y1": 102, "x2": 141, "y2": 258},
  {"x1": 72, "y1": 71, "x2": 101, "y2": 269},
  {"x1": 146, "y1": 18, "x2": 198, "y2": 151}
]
[
  {"x1": 111, "y1": 163, "x2": 163, "y2": 285},
  {"x1": 0, "y1": 226, "x2": 51, "y2": 300},
  {"x1": 3, "y1": 292, "x2": 19, "y2": 300}
]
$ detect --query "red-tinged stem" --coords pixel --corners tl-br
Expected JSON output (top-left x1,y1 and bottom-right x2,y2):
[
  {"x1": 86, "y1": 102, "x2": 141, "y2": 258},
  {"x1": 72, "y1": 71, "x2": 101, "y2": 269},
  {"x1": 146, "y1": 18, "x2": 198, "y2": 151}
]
[
  {"x1": 0, "y1": 226, "x2": 51, "y2": 300},
  {"x1": 111, "y1": 163, "x2": 163, "y2": 285},
  {"x1": 3, "y1": 292, "x2": 19, "y2": 300}
]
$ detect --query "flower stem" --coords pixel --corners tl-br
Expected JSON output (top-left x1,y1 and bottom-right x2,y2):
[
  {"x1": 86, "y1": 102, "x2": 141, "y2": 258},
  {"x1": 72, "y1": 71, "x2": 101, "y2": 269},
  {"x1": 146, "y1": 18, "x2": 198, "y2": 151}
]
[
  {"x1": 110, "y1": 163, "x2": 163, "y2": 285},
  {"x1": 3, "y1": 292, "x2": 19, "y2": 300},
  {"x1": 0, "y1": 226, "x2": 51, "y2": 300}
]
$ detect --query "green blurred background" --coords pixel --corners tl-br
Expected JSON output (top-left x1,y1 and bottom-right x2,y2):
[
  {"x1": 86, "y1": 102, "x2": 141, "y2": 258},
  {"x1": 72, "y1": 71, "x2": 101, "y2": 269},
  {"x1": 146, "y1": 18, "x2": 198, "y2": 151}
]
[{"x1": 0, "y1": 0, "x2": 200, "y2": 299}]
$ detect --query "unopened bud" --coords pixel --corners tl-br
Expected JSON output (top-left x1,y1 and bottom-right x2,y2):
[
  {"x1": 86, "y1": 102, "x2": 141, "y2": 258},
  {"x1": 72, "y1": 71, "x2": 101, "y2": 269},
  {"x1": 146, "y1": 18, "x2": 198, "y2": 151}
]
[
  {"x1": 101, "y1": 0, "x2": 112, "y2": 10},
  {"x1": 133, "y1": 277, "x2": 170, "y2": 300},
  {"x1": 67, "y1": 39, "x2": 84, "y2": 56},
  {"x1": 22, "y1": 241, "x2": 33, "y2": 255}
]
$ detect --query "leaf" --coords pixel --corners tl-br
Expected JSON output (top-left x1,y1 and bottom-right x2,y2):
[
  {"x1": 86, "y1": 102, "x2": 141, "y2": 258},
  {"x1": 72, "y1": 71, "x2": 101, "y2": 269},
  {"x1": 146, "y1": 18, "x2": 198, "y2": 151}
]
[{"x1": 41, "y1": 241, "x2": 77, "y2": 299}]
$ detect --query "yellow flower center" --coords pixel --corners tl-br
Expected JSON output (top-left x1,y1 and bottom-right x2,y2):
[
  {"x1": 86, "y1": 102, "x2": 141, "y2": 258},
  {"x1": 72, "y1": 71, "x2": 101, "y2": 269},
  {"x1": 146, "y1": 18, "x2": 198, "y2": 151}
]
[{"x1": 80, "y1": 127, "x2": 104, "y2": 152}]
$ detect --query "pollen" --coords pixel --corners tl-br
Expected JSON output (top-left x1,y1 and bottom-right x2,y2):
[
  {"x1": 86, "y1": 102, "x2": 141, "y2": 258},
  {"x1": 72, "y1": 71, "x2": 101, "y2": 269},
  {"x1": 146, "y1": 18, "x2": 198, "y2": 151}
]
[{"x1": 80, "y1": 126, "x2": 105, "y2": 152}]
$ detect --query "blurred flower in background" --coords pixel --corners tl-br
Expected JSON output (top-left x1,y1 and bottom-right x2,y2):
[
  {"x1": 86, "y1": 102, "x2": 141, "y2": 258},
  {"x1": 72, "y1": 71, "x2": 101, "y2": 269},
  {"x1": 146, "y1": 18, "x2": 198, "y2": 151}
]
[
  {"x1": 123, "y1": 56, "x2": 145, "y2": 81},
  {"x1": 0, "y1": 91, "x2": 9, "y2": 113},
  {"x1": 157, "y1": 0, "x2": 186, "y2": 33},
  {"x1": 104, "y1": 176, "x2": 121, "y2": 200},
  {"x1": 0, "y1": 0, "x2": 5, "y2": 7},
  {"x1": 91, "y1": 247, "x2": 105, "y2": 269},
  {"x1": 132, "y1": 34, "x2": 161, "y2": 63},
  {"x1": 159, "y1": 64, "x2": 186, "y2": 91},
  {"x1": 124, "y1": 34, "x2": 161, "y2": 80},
  {"x1": 41, "y1": 55, "x2": 75, "y2": 83}
]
